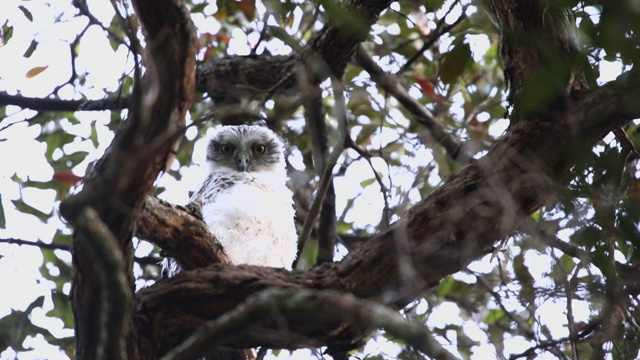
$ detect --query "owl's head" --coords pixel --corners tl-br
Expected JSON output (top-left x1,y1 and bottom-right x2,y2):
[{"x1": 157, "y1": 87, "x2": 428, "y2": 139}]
[{"x1": 206, "y1": 125, "x2": 286, "y2": 173}]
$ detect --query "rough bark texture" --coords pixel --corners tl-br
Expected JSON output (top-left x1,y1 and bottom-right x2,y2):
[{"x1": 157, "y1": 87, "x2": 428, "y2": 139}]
[
  {"x1": 59, "y1": 0, "x2": 196, "y2": 358},
  {"x1": 137, "y1": 197, "x2": 230, "y2": 269},
  {"x1": 196, "y1": 0, "x2": 393, "y2": 102},
  {"x1": 484, "y1": 0, "x2": 594, "y2": 124},
  {"x1": 59, "y1": 0, "x2": 640, "y2": 358},
  {"x1": 134, "y1": 68, "x2": 640, "y2": 356}
]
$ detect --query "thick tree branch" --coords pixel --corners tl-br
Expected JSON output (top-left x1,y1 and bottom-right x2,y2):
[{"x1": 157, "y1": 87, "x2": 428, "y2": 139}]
[
  {"x1": 59, "y1": 0, "x2": 196, "y2": 358},
  {"x1": 74, "y1": 207, "x2": 131, "y2": 360},
  {"x1": 196, "y1": 0, "x2": 393, "y2": 102},
  {"x1": 134, "y1": 68, "x2": 640, "y2": 355},
  {"x1": 131, "y1": 0, "x2": 640, "y2": 354},
  {"x1": 484, "y1": 0, "x2": 593, "y2": 124},
  {"x1": 161, "y1": 289, "x2": 457, "y2": 360},
  {"x1": 136, "y1": 196, "x2": 230, "y2": 269}
]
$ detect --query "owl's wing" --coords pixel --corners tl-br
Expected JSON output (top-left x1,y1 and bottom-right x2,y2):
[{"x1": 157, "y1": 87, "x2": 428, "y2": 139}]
[
  {"x1": 163, "y1": 174, "x2": 237, "y2": 278},
  {"x1": 188, "y1": 172, "x2": 252, "y2": 206},
  {"x1": 189, "y1": 174, "x2": 213, "y2": 204}
]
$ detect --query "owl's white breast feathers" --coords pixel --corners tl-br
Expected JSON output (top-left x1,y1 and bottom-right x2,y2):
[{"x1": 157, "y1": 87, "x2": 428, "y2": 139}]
[{"x1": 196, "y1": 167, "x2": 298, "y2": 269}]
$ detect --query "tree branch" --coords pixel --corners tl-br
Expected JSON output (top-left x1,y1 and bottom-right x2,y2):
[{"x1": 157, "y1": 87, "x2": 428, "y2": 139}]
[
  {"x1": 353, "y1": 47, "x2": 473, "y2": 164},
  {"x1": 0, "y1": 238, "x2": 69, "y2": 251},
  {"x1": 196, "y1": 0, "x2": 393, "y2": 102},
  {"x1": 58, "y1": 0, "x2": 197, "y2": 357},
  {"x1": 0, "y1": 92, "x2": 130, "y2": 112},
  {"x1": 0, "y1": 237, "x2": 162, "y2": 267},
  {"x1": 483, "y1": 0, "x2": 593, "y2": 124},
  {"x1": 135, "y1": 196, "x2": 230, "y2": 269},
  {"x1": 297, "y1": 79, "x2": 347, "y2": 265},
  {"x1": 161, "y1": 289, "x2": 457, "y2": 360},
  {"x1": 134, "y1": 67, "x2": 640, "y2": 355},
  {"x1": 74, "y1": 207, "x2": 132, "y2": 360}
]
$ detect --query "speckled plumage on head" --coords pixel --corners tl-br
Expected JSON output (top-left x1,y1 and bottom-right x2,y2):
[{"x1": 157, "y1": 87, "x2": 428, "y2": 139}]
[
  {"x1": 205, "y1": 125, "x2": 286, "y2": 173},
  {"x1": 163, "y1": 125, "x2": 298, "y2": 277}
]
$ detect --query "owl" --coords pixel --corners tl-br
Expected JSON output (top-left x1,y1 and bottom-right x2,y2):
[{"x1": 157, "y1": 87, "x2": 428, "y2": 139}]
[{"x1": 163, "y1": 125, "x2": 298, "y2": 277}]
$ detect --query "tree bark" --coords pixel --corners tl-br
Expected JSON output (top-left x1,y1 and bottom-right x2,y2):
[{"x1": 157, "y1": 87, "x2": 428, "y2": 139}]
[
  {"x1": 59, "y1": 0, "x2": 197, "y2": 358},
  {"x1": 196, "y1": 0, "x2": 393, "y2": 102},
  {"x1": 137, "y1": 197, "x2": 230, "y2": 269},
  {"x1": 133, "y1": 0, "x2": 640, "y2": 355},
  {"x1": 484, "y1": 0, "x2": 593, "y2": 124},
  {"x1": 59, "y1": 0, "x2": 640, "y2": 358},
  {"x1": 134, "y1": 68, "x2": 640, "y2": 355}
]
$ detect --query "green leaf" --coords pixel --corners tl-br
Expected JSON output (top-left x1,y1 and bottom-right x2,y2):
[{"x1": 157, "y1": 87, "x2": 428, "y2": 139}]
[
  {"x1": 437, "y1": 276, "x2": 455, "y2": 297},
  {"x1": 18, "y1": 5, "x2": 33, "y2": 21},
  {"x1": 360, "y1": 178, "x2": 376, "y2": 188},
  {"x1": 23, "y1": 39, "x2": 38, "y2": 58},
  {"x1": 0, "y1": 296, "x2": 46, "y2": 351},
  {"x1": 47, "y1": 291, "x2": 74, "y2": 329},
  {"x1": 55, "y1": 150, "x2": 89, "y2": 169},
  {"x1": 0, "y1": 194, "x2": 5, "y2": 228},
  {"x1": 268, "y1": 25, "x2": 303, "y2": 52},
  {"x1": 381, "y1": 141, "x2": 404, "y2": 160},
  {"x1": 424, "y1": 0, "x2": 446, "y2": 12},
  {"x1": 263, "y1": 0, "x2": 296, "y2": 21},
  {"x1": 485, "y1": 308, "x2": 506, "y2": 325},
  {"x1": 191, "y1": 2, "x2": 207, "y2": 13},
  {"x1": 1, "y1": 21, "x2": 13, "y2": 45},
  {"x1": 52, "y1": 230, "x2": 72, "y2": 247},
  {"x1": 36, "y1": 129, "x2": 75, "y2": 162},
  {"x1": 355, "y1": 124, "x2": 378, "y2": 145},
  {"x1": 89, "y1": 120, "x2": 99, "y2": 148},
  {"x1": 439, "y1": 42, "x2": 472, "y2": 85},
  {"x1": 321, "y1": 0, "x2": 368, "y2": 38},
  {"x1": 23, "y1": 179, "x2": 56, "y2": 190},
  {"x1": 297, "y1": 237, "x2": 318, "y2": 270},
  {"x1": 12, "y1": 199, "x2": 51, "y2": 222}
]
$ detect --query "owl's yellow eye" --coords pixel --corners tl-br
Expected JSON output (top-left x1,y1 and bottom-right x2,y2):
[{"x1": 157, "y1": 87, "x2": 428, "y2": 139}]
[
  {"x1": 254, "y1": 144, "x2": 266, "y2": 154},
  {"x1": 220, "y1": 144, "x2": 233, "y2": 153}
]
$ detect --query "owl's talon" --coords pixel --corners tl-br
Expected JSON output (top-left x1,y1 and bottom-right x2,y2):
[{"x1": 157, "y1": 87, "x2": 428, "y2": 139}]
[{"x1": 186, "y1": 199, "x2": 204, "y2": 220}]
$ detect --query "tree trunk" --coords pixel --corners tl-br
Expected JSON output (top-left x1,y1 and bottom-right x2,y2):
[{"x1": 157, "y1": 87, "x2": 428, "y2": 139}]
[
  {"x1": 59, "y1": 0, "x2": 197, "y2": 358},
  {"x1": 60, "y1": 0, "x2": 640, "y2": 358}
]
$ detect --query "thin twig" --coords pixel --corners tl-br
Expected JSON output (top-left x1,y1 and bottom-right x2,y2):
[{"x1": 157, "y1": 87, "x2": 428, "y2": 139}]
[
  {"x1": 0, "y1": 237, "x2": 161, "y2": 266},
  {"x1": 0, "y1": 92, "x2": 130, "y2": 112},
  {"x1": 354, "y1": 47, "x2": 473, "y2": 164},
  {"x1": 509, "y1": 312, "x2": 605, "y2": 360},
  {"x1": 566, "y1": 263, "x2": 583, "y2": 360},
  {"x1": 0, "y1": 238, "x2": 70, "y2": 251},
  {"x1": 73, "y1": 0, "x2": 128, "y2": 48},
  {"x1": 614, "y1": 128, "x2": 640, "y2": 160},
  {"x1": 250, "y1": 11, "x2": 271, "y2": 56},
  {"x1": 297, "y1": 79, "x2": 347, "y2": 263},
  {"x1": 475, "y1": 273, "x2": 536, "y2": 340},
  {"x1": 398, "y1": 1, "x2": 466, "y2": 75},
  {"x1": 346, "y1": 137, "x2": 391, "y2": 227}
]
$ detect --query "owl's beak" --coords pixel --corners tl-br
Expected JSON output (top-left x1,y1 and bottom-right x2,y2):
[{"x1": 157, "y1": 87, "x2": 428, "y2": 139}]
[{"x1": 235, "y1": 152, "x2": 251, "y2": 172}]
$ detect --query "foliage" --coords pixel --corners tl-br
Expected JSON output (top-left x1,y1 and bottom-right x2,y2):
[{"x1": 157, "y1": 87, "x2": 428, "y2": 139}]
[{"x1": 0, "y1": 0, "x2": 639, "y2": 359}]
